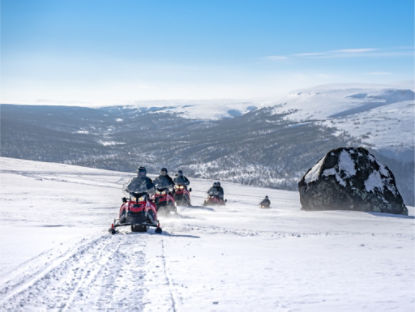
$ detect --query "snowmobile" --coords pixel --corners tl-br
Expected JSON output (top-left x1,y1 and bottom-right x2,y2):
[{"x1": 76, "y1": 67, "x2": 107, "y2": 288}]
[
  {"x1": 153, "y1": 187, "x2": 177, "y2": 214},
  {"x1": 259, "y1": 196, "x2": 271, "y2": 208},
  {"x1": 109, "y1": 191, "x2": 162, "y2": 234},
  {"x1": 203, "y1": 190, "x2": 226, "y2": 206},
  {"x1": 260, "y1": 202, "x2": 271, "y2": 209},
  {"x1": 173, "y1": 184, "x2": 192, "y2": 206}
]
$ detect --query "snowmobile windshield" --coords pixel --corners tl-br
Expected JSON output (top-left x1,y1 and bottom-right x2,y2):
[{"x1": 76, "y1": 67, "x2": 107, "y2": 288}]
[
  {"x1": 208, "y1": 189, "x2": 220, "y2": 196},
  {"x1": 127, "y1": 178, "x2": 151, "y2": 194},
  {"x1": 155, "y1": 176, "x2": 171, "y2": 189},
  {"x1": 174, "y1": 176, "x2": 188, "y2": 185}
]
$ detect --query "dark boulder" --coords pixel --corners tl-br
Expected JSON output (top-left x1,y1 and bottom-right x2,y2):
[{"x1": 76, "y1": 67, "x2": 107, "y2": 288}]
[{"x1": 298, "y1": 147, "x2": 408, "y2": 215}]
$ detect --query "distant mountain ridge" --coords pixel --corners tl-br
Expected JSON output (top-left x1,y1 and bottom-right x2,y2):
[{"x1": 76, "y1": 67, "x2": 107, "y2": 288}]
[
  {"x1": 1, "y1": 86, "x2": 413, "y2": 205},
  {"x1": 271, "y1": 86, "x2": 414, "y2": 157}
]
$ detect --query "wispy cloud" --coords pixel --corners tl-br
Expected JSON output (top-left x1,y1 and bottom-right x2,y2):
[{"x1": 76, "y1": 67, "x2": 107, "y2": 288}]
[
  {"x1": 265, "y1": 55, "x2": 288, "y2": 61},
  {"x1": 267, "y1": 47, "x2": 414, "y2": 60},
  {"x1": 294, "y1": 48, "x2": 376, "y2": 58},
  {"x1": 365, "y1": 71, "x2": 392, "y2": 76}
]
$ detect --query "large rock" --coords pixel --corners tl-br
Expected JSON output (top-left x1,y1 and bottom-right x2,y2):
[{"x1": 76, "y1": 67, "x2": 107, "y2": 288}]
[{"x1": 298, "y1": 147, "x2": 408, "y2": 215}]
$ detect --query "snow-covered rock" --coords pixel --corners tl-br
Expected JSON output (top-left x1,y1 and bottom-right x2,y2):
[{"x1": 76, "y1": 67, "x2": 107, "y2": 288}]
[{"x1": 298, "y1": 147, "x2": 407, "y2": 215}]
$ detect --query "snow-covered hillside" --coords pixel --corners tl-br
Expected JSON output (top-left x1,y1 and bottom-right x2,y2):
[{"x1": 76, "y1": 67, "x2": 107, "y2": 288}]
[
  {"x1": 121, "y1": 99, "x2": 259, "y2": 120},
  {"x1": 0, "y1": 157, "x2": 414, "y2": 311},
  {"x1": 122, "y1": 85, "x2": 414, "y2": 154},
  {"x1": 271, "y1": 85, "x2": 414, "y2": 153}
]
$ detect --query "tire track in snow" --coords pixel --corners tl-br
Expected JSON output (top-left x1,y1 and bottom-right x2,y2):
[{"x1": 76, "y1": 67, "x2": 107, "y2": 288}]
[
  {"x1": 0, "y1": 235, "x2": 120, "y2": 311},
  {"x1": 58, "y1": 233, "x2": 147, "y2": 311},
  {"x1": 97, "y1": 234, "x2": 147, "y2": 311},
  {"x1": 142, "y1": 236, "x2": 179, "y2": 312},
  {"x1": 0, "y1": 229, "x2": 159, "y2": 311},
  {"x1": 0, "y1": 235, "x2": 109, "y2": 306},
  {"x1": 161, "y1": 239, "x2": 177, "y2": 312},
  {"x1": 59, "y1": 238, "x2": 124, "y2": 311}
]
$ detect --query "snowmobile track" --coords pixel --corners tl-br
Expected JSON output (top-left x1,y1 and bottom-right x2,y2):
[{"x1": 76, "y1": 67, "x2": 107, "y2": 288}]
[
  {"x1": 0, "y1": 234, "x2": 148, "y2": 311},
  {"x1": 161, "y1": 239, "x2": 177, "y2": 312}
]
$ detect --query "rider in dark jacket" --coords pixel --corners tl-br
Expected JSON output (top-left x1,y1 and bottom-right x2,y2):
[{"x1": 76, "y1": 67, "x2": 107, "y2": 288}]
[
  {"x1": 126, "y1": 166, "x2": 155, "y2": 195},
  {"x1": 153, "y1": 168, "x2": 175, "y2": 191},
  {"x1": 260, "y1": 195, "x2": 271, "y2": 207},
  {"x1": 173, "y1": 170, "x2": 190, "y2": 186},
  {"x1": 207, "y1": 181, "x2": 224, "y2": 200}
]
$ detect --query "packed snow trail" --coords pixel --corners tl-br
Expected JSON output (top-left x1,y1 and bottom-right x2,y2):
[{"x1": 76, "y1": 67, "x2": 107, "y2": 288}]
[
  {"x1": 0, "y1": 157, "x2": 414, "y2": 311},
  {"x1": 0, "y1": 233, "x2": 148, "y2": 311}
]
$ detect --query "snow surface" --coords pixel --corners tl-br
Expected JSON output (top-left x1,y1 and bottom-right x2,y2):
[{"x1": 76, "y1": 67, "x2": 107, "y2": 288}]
[
  {"x1": 338, "y1": 150, "x2": 356, "y2": 177},
  {"x1": 365, "y1": 171, "x2": 384, "y2": 193},
  {"x1": 304, "y1": 156, "x2": 325, "y2": 184},
  {"x1": 0, "y1": 157, "x2": 414, "y2": 311}
]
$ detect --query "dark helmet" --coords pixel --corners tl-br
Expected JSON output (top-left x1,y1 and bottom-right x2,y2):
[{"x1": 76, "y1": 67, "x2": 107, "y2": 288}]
[
  {"x1": 216, "y1": 181, "x2": 221, "y2": 187},
  {"x1": 178, "y1": 170, "x2": 183, "y2": 176},
  {"x1": 137, "y1": 166, "x2": 147, "y2": 177},
  {"x1": 265, "y1": 195, "x2": 269, "y2": 199},
  {"x1": 160, "y1": 168, "x2": 168, "y2": 176}
]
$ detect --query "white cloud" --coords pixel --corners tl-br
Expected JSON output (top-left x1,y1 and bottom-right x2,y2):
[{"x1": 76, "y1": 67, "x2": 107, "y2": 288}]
[
  {"x1": 331, "y1": 48, "x2": 377, "y2": 54},
  {"x1": 264, "y1": 55, "x2": 288, "y2": 61},
  {"x1": 267, "y1": 47, "x2": 413, "y2": 60},
  {"x1": 366, "y1": 71, "x2": 392, "y2": 76},
  {"x1": 293, "y1": 48, "x2": 377, "y2": 58}
]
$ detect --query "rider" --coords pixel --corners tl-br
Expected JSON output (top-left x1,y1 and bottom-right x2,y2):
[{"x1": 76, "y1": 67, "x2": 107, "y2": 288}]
[
  {"x1": 173, "y1": 170, "x2": 190, "y2": 186},
  {"x1": 126, "y1": 166, "x2": 155, "y2": 195},
  {"x1": 153, "y1": 168, "x2": 175, "y2": 191},
  {"x1": 121, "y1": 166, "x2": 156, "y2": 223},
  {"x1": 207, "y1": 181, "x2": 224, "y2": 200},
  {"x1": 260, "y1": 195, "x2": 271, "y2": 207}
]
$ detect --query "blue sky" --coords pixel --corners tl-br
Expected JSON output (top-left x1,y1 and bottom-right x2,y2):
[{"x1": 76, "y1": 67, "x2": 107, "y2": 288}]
[{"x1": 1, "y1": 0, "x2": 413, "y2": 105}]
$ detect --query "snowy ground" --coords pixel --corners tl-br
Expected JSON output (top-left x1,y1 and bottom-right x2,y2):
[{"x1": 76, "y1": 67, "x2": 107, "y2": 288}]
[{"x1": 0, "y1": 157, "x2": 414, "y2": 311}]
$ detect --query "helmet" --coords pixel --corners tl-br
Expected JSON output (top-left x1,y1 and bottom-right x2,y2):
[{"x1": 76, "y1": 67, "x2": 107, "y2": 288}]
[
  {"x1": 160, "y1": 168, "x2": 168, "y2": 176},
  {"x1": 178, "y1": 170, "x2": 183, "y2": 176},
  {"x1": 216, "y1": 181, "x2": 221, "y2": 187},
  {"x1": 137, "y1": 166, "x2": 146, "y2": 177},
  {"x1": 265, "y1": 195, "x2": 269, "y2": 199}
]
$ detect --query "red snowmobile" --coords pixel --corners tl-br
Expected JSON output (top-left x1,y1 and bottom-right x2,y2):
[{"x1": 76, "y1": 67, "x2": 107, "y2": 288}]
[
  {"x1": 203, "y1": 188, "x2": 226, "y2": 206},
  {"x1": 109, "y1": 192, "x2": 162, "y2": 234},
  {"x1": 203, "y1": 195, "x2": 226, "y2": 206},
  {"x1": 173, "y1": 184, "x2": 192, "y2": 206},
  {"x1": 153, "y1": 187, "x2": 177, "y2": 214},
  {"x1": 203, "y1": 183, "x2": 226, "y2": 206}
]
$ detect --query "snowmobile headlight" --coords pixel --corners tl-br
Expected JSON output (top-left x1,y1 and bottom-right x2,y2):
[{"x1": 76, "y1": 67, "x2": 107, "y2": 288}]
[
  {"x1": 138, "y1": 196, "x2": 146, "y2": 202},
  {"x1": 162, "y1": 190, "x2": 167, "y2": 195}
]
